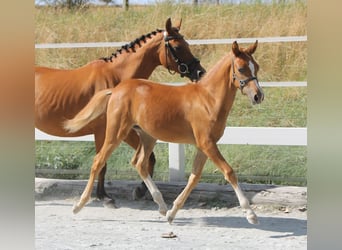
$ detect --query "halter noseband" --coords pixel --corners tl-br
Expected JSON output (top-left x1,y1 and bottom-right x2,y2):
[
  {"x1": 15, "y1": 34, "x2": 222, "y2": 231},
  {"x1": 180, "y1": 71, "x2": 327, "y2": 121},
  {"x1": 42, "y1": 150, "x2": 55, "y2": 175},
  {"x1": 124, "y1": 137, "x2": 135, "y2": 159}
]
[
  {"x1": 231, "y1": 58, "x2": 258, "y2": 90},
  {"x1": 164, "y1": 32, "x2": 200, "y2": 77}
]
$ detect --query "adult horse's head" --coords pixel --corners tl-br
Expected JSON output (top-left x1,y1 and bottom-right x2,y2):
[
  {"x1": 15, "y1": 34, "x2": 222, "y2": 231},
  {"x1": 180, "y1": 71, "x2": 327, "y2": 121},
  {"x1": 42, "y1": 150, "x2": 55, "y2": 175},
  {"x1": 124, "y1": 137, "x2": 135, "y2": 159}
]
[
  {"x1": 231, "y1": 40, "x2": 264, "y2": 104},
  {"x1": 161, "y1": 18, "x2": 206, "y2": 82}
]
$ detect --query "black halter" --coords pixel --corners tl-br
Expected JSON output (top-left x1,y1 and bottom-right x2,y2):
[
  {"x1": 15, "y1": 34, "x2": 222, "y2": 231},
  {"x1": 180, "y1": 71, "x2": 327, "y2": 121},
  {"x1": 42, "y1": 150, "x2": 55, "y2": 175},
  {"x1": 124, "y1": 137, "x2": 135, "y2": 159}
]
[
  {"x1": 231, "y1": 58, "x2": 259, "y2": 90},
  {"x1": 164, "y1": 33, "x2": 200, "y2": 78}
]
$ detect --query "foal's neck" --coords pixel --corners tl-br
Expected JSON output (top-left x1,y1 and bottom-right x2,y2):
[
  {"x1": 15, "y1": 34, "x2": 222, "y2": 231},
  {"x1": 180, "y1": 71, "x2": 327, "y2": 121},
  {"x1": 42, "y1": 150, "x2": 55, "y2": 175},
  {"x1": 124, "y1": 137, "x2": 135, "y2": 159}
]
[{"x1": 199, "y1": 53, "x2": 238, "y2": 120}]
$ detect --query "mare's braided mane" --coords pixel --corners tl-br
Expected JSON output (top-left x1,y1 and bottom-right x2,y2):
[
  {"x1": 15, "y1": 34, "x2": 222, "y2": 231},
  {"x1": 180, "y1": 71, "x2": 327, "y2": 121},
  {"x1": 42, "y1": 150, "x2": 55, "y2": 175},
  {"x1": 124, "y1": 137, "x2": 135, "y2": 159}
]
[{"x1": 101, "y1": 29, "x2": 164, "y2": 62}]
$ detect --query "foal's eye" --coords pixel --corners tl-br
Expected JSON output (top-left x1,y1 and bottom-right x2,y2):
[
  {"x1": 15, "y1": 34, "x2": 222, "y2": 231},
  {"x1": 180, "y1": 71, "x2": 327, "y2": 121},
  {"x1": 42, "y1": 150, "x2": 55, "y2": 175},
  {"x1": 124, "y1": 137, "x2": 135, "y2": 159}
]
[
  {"x1": 173, "y1": 46, "x2": 181, "y2": 51},
  {"x1": 238, "y1": 68, "x2": 245, "y2": 73}
]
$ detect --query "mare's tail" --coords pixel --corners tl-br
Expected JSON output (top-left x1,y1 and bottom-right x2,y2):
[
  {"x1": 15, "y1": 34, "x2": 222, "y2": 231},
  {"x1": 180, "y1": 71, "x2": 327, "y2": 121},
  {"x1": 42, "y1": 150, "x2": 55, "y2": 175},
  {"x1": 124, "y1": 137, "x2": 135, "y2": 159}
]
[{"x1": 64, "y1": 90, "x2": 112, "y2": 133}]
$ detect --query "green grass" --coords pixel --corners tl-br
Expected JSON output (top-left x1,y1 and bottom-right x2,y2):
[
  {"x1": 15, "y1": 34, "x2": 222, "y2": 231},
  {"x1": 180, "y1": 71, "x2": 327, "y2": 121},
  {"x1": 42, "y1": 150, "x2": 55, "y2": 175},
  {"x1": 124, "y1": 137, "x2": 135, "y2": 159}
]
[
  {"x1": 35, "y1": 2, "x2": 307, "y2": 185},
  {"x1": 35, "y1": 141, "x2": 306, "y2": 186}
]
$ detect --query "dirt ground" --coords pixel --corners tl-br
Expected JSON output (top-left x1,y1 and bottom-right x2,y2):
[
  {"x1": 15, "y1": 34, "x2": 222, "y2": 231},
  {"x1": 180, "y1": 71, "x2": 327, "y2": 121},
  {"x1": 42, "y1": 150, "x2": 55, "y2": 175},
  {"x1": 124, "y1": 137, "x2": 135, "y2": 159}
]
[{"x1": 35, "y1": 197, "x2": 307, "y2": 250}]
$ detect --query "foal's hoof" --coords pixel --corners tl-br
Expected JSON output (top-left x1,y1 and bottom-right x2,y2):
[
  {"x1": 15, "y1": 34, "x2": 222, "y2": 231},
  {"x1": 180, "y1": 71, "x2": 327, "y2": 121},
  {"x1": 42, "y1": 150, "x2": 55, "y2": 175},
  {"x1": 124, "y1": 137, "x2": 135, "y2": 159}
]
[
  {"x1": 159, "y1": 207, "x2": 167, "y2": 216},
  {"x1": 246, "y1": 210, "x2": 259, "y2": 225},
  {"x1": 166, "y1": 210, "x2": 174, "y2": 224},
  {"x1": 72, "y1": 203, "x2": 82, "y2": 214},
  {"x1": 158, "y1": 202, "x2": 167, "y2": 216}
]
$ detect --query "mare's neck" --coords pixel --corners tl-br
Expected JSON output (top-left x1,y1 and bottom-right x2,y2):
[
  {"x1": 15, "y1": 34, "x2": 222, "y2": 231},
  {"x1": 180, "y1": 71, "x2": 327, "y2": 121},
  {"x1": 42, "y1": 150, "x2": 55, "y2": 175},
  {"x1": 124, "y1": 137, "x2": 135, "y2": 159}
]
[{"x1": 104, "y1": 34, "x2": 164, "y2": 84}]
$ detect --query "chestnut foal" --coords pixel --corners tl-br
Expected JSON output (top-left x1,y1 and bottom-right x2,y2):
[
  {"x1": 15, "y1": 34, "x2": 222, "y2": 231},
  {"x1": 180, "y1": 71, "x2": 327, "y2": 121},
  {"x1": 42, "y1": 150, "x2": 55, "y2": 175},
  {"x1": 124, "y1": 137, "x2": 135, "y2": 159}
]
[{"x1": 65, "y1": 41, "x2": 264, "y2": 224}]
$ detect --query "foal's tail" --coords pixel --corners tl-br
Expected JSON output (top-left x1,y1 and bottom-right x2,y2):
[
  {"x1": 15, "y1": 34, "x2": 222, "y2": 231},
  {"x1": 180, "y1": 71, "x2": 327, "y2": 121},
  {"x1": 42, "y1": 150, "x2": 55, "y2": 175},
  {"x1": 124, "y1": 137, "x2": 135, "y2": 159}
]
[{"x1": 64, "y1": 90, "x2": 112, "y2": 133}]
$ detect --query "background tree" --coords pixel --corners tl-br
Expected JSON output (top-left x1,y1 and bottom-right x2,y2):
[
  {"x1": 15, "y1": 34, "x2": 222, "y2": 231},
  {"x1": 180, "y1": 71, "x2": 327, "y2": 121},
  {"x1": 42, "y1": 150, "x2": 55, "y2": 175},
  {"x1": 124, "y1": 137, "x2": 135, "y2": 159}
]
[
  {"x1": 41, "y1": 0, "x2": 89, "y2": 9},
  {"x1": 123, "y1": 0, "x2": 129, "y2": 10}
]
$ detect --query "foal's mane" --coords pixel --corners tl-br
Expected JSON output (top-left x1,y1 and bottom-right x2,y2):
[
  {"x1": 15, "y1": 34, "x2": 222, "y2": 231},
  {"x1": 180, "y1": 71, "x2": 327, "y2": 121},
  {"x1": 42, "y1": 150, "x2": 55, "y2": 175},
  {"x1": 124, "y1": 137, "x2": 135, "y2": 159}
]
[{"x1": 101, "y1": 29, "x2": 164, "y2": 62}]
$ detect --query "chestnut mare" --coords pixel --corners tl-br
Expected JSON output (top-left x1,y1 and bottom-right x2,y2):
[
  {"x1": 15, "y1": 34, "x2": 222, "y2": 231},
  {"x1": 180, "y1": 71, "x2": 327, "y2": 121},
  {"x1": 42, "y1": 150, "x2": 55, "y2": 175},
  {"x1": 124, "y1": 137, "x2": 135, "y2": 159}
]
[
  {"x1": 35, "y1": 18, "x2": 205, "y2": 205},
  {"x1": 65, "y1": 40, "x2": 264, "y2": 224}
]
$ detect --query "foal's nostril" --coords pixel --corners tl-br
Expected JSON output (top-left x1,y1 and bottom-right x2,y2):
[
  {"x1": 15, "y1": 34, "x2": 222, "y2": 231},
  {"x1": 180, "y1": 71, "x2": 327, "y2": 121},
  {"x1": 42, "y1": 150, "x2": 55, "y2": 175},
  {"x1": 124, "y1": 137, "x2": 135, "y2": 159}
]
[{"x1": 254, "y1": 94, "x2": 259, "y2": 103}]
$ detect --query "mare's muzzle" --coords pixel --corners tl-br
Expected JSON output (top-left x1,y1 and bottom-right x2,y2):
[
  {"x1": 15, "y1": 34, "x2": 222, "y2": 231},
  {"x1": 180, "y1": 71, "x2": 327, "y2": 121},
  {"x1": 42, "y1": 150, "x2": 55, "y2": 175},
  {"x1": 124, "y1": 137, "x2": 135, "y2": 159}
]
[
  {"x1": 179, "y1": 58, "x2": 206, "y2": 81},
  {"x1": 164, "y1": 36, "x2": 206, "y2": 82}
]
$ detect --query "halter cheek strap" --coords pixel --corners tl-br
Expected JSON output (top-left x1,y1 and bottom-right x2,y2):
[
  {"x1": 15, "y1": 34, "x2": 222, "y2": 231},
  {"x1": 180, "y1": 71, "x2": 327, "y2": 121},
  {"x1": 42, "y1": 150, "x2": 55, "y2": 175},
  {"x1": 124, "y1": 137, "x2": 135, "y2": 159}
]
[
  {"x1": 231, "y1": 58, "x2": 259, "y2": 90},
  {"x1": 164, "y1": 32, "x2": 200, "y2": 77}
]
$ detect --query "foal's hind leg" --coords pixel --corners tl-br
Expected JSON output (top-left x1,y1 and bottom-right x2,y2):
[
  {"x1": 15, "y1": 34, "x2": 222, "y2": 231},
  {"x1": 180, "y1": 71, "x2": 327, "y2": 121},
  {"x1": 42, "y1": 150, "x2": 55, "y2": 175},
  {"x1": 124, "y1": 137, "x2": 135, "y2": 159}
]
[
  {"x1": 166, "y1": 149, "x2": 208, "y2": 223},
  {"x1": 73, "y1": 142, "x2": 119, "y2": 214},
  {"x1": 94, "y1": 131, "x2": 116, "y2": 208},
  {"x1": 201, "y1": 142, "x2": 258, "y2": 225},
  {"x1": 132, "y1": 128, "x2": 167, "y2": 215},
  {"x1": 73, "y1": 118, "x2": 131, "y2": 214},
  {"x1": 124, "y1": 129, "x2": 156, "y2": 200}
]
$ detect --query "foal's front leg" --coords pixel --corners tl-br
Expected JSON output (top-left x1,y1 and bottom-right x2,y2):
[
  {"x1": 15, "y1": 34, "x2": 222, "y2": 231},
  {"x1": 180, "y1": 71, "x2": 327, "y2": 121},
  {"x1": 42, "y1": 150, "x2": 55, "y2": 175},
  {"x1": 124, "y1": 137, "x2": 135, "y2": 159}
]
[
  {"x1": 132, "y1": 128, "x2": 168, "y2": 215},
  {"x1": 124, "y1": 129, "x2": 156, "y2": 200},
  {"x1": 143, "y1": 175, "x2": 168, "y2": 216},
  {"x1": 202, "y1": 143, "x2": 259, "y2": 225},
  {"x1": 166, "y1": 149, "x2": 208, "y2": 223}
]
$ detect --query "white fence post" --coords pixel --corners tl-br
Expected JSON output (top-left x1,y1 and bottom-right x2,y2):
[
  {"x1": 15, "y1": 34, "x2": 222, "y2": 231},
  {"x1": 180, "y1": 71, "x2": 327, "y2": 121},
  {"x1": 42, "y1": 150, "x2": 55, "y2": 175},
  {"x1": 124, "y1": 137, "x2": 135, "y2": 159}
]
[{"x1": 168, "y1": 143, "x2": 185, "y2": 182}]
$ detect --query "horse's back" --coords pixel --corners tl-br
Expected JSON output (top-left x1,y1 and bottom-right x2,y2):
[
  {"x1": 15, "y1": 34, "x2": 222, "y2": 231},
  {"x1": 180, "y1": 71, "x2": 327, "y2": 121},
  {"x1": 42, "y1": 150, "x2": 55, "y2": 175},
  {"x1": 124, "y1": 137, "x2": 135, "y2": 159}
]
[
  {"x1": 107, "y1": 78, "x2": 196, "y2": 143},
  {"x1": 34, "y1": 64, "x2": 103, "y2": 135}
]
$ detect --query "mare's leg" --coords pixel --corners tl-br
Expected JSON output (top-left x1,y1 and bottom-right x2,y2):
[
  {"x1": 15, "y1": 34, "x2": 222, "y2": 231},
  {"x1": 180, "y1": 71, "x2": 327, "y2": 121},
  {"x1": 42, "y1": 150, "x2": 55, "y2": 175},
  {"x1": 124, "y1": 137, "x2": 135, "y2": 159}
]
[
  {"x1": 124, "y1": 129, "x2": 156, "y2": 199},
  {"x1": 166, "y1": 149, "x2": 208, "y2": 223},
  {"x1": 200, "y1": 142, "x2": 258, "y2": 225},
  {"x1": 131, "y1": 128, "x2": 167, "y2": 215},
  {"x1": 96, "y1": 164, "x2": 108, "y2": 199}
]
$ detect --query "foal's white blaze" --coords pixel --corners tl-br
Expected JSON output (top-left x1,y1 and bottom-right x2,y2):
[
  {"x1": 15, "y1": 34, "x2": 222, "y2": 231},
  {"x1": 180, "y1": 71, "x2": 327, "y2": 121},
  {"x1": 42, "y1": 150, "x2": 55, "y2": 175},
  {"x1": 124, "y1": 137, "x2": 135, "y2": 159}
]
[
  {"x1": 248, "y1": 60, "x2": 262, "y2": 90},
  {"x1": 248, "y1": 60, "x2": 256, "y2": 77}
]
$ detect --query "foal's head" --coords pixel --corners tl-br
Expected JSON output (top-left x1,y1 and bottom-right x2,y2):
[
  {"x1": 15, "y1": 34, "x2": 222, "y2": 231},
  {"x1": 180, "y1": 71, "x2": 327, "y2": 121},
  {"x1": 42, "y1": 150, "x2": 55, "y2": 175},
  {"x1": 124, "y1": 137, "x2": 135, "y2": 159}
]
[
  {"x1": 160, "y1": 18, "x2": 206, "y2": 82},
  {"x1": 231, "y1": 41, "x2": 264, "y2": 104}
]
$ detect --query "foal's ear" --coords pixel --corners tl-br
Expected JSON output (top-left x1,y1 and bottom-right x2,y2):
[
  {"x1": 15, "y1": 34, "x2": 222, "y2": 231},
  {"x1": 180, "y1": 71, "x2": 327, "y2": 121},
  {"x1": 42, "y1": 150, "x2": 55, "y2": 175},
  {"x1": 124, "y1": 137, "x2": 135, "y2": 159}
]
[
  {"x1": 232, "y1": 41, "x2": 241, "y2": 57},
  {"x1": 245, "y1": 40, "x2": 258, "y2": 55}
]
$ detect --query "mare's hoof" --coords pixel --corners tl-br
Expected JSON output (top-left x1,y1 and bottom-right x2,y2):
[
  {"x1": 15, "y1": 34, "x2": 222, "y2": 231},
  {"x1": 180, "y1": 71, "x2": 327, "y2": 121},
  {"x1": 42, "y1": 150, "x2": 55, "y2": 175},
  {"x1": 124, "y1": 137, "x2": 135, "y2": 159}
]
[
  {"x1": 132, "y1": 186, "x2": 146, "y2": 200},
  {"x1": 103, "y1": 197, "x2": 117, "y2": 209}
]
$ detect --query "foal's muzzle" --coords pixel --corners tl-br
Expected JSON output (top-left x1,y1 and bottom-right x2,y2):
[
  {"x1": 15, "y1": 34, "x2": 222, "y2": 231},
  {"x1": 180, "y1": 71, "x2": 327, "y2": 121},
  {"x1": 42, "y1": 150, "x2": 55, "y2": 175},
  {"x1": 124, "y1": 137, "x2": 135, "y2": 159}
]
[
  {"x1": 241, "y1": 78, "x2": 264, "y2": 105},
  {"x1": 246, "y1": 83, "x2": 264, "y2": 105},
  {"x1": 253, "y1": 89, "x2": 264, "y2": 104}
]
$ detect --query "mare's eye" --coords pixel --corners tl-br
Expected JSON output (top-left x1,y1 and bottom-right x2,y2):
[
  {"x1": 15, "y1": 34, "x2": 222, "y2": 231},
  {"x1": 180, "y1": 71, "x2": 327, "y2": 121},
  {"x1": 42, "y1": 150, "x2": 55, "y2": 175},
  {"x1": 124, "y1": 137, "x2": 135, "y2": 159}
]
[{"x1": 173, "y1": 46, "x2": 181, "y2": 51}]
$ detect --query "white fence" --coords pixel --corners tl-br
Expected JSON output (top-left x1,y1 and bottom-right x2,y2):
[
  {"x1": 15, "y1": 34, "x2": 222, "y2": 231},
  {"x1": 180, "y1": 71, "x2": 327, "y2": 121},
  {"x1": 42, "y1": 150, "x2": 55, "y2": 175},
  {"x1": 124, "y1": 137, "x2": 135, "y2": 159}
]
[
  {"x1": 35, "y1": 125, "x2": 307, "y2": 181},
  {"x1": 35, "y1": 36, "x2": 307, "y2": 181},
  {"x1": 35, "y1": 35, "x2": 307, "y2": 49}
]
